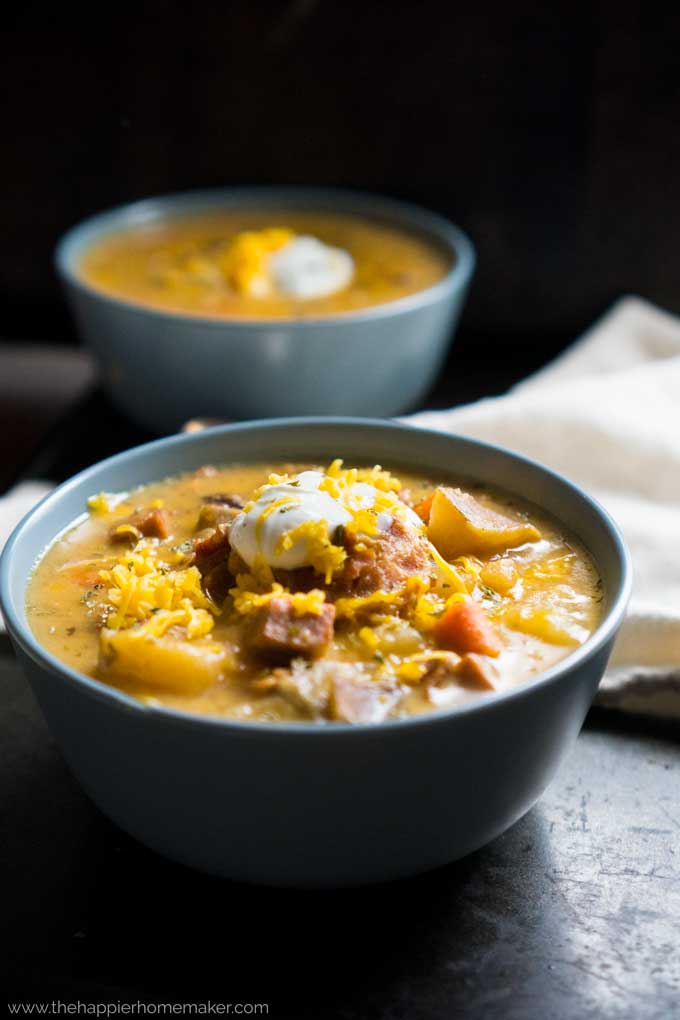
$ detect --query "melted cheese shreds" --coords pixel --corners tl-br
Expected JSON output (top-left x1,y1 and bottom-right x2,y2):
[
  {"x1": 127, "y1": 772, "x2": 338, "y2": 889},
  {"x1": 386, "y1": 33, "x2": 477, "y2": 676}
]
[
  {"x1": 230, "y1": 472, "x2": 349, "y2": 575},
  {"x1": 220, "y1": 228, "x2": 294, "y2": 297},
  {"x1": 358, "y1": 626, "x2": 380, "y2": 650},
  {"x1": 230, "y1": 581, "x2": 327, "y2": 617},
  {"x1": 128, "y1": 602, "x2": 215, "y2": 640},
  {"x1": 218, "y1": 229, "x2": 354, "y2": 301},
  {"x1": 324, "y1": 463, "x2": 399, "y2": 493},
  {"x1": 334, "y1": 577, "x2": 430, "y2": 622},
  {"x1": 428, "y1": 543, "x2": 468, "y2": 594},
  {"x1": 88, "y1": 491, "x2": 131, "y2": 515},
  {"x1": 396, "y1": 650, "x2": 462, "y2": 684},
  {"x1": 98, "y1": 553, "x2": 217, "y2": 634},
  {"x1": 274, "y1": 519, "x2": 346, "y2": 583}
]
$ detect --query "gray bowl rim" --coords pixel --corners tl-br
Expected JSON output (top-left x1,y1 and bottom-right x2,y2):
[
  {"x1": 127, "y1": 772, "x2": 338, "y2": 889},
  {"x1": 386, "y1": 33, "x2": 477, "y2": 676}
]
[
  {"x1": 54, "y1": 186, "x2": 476, "y2": 328},
  {"x1": 0, "y1": 417, "x2": 632, "y2": 738}
]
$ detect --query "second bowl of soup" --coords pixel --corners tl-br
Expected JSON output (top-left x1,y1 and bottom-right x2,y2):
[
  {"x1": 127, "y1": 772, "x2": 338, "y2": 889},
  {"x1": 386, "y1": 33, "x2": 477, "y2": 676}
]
[{"x1": 56, "y1": 189, "x2": 475, "y2": 430}]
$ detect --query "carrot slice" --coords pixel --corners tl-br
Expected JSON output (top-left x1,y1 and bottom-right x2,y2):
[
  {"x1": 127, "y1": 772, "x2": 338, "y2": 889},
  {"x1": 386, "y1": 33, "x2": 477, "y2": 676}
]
[
  {"x1": 433, "y1": 598, "x2": 502, "y2": 658},
  {"x1": 414, "y1": 492, "x2": 435, "y2": 523},
  {"x1": 63, "y1": 563, "x2": 105, "y2": 589}
]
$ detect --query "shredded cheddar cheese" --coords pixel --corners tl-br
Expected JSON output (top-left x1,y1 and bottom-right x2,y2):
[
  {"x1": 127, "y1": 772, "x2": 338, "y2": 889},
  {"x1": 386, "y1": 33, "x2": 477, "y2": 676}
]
[
  {"x1": 396, "y1": 650, "x2": 462, "y2": 683},
  {"x1": 324, "y1": 459, "x2": 401, "y2": 493},
  {"x1": 334, "y1": 576, "x2": 430, "y2": 622},
  {"x1": 230, "y1": 581, "x2": 327, "y2": 617},
  {"x1": 87, "y1": 492, "x2": 131, "y2": 515},
  {"x1": 98, "y1": 551, "x2": 217, "y2": 635},
  {"x1": 219, "y1": 227, "x2": 294, "y2": 296},
  {"x1": 274, "y1": 518, "x2": 346, "y2": 584}
]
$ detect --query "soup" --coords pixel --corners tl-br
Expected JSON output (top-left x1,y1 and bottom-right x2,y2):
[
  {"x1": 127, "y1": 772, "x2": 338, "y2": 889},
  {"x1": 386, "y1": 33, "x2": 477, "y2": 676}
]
[
  {"x1": 78, "y1": 211, "x2": 451, "y2": 319},
  {"x1": 27, "y1": 460, "x2": 603, "y2": 724}
]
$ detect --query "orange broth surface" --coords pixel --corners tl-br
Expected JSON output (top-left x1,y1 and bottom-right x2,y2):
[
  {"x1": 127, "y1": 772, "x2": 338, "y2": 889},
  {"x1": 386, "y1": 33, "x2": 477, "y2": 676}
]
[
  {"x1": 78, "y1": 211, "x2": 452, "y2": 319},
  {"x1": 27, "y1": 461, "x2": 603, "y2": 724}
]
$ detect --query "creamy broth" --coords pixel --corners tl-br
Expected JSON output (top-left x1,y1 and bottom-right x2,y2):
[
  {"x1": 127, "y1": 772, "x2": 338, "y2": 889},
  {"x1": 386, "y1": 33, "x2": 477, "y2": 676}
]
[
  {"x1": 27, "y1": 462, "x2": 602, "y2": 724},
  {"x1": 78, "y1": 212, "x2": 451, "y2": 319}
]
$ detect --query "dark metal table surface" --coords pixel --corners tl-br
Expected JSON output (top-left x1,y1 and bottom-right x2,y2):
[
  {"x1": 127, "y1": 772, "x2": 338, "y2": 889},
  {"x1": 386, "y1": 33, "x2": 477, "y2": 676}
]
[{"x1": 2, "y1": 343, "x2": 679, "y2": 1018}]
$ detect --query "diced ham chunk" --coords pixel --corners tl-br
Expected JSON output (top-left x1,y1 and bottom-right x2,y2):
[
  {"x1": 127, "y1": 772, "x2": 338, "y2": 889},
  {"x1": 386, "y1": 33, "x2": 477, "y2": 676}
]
[
  {"x1": 333, "y1": 518, "x2": 431, "y2": 597},
  {"x1": 329, "y1": 676, "x2": 402, "y2": 723},
  {"x1": 422, "y1": 651, "x2": 500, "y2": 701},
  {"x1": 136, "y1": 508, "x2": 170, "y2": 539},
  {"x1": 195, "y1": 495, "x2": 244, "y2": 531},
  {"x1": 202, "y1": 493, "x2": 245, "y2": 509},
  {"x1": 193, "y1": 524, "x2": 234, "y2": 604},
  {"x1": 458, "y1": 653, "x2": 501, "y2": 691},
  {"x1": 110, "y1": 507, "x2": 170, "y2": 543},
  {"x1": 247, "y1": 597, "x2": 336, "y2": 662},
  {"x1": 193, "y1": 523, "x2": 232, "y2": 565},
  {"x1": 264, "y1": 659, "x2": 356, "y2": 717}
]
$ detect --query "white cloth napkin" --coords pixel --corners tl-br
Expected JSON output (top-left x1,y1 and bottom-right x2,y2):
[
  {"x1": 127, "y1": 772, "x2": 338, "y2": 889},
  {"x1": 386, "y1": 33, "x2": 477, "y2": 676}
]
[
  {"x1": 0, "y1": 482, "x2": 52, "y2": 633},
  {"x1": 408, "y1": 296, "x2": 680, "y2": 718},
  {"x1": 0, "y1": 481, "x2": 52, "y2": 552}
]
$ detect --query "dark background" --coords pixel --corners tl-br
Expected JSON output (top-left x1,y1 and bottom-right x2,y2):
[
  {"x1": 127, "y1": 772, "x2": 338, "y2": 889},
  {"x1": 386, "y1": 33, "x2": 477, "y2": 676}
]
[{"x1": 4, "y1": 0, "x2": 680, "y2": 357}]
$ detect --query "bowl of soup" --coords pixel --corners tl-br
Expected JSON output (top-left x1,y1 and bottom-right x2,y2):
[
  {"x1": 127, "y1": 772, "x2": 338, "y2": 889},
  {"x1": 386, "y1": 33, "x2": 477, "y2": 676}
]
[
  {"x1": 56, "y1": 189, "x2": 475, "y2": 431},
  {"x1": 0, "y1": 419, "x2": 631, "y2": 885}
]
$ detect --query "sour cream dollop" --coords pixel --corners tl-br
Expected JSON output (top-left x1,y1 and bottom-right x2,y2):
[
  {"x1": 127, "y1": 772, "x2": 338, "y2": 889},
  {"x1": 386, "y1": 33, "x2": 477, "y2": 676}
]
[
  {"x1": 230, "y1": 472, "x2": 348, "y2": 571},
  {"x1": 269, "y1": 237, "x2": 354, "y2": 299},
  {"x1": 229, "y1": 470, "x2": 421, "y2": 573}
]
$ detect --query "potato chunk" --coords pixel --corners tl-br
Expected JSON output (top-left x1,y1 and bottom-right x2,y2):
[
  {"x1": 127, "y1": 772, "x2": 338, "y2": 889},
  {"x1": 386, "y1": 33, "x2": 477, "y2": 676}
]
[
  {"x1": 99, "y1": 627, "x2": 229, "y2": 694},
  {"x1": 480, "y1": 557, "x2": 518, "y2": 594},
  {"x1": 428, "y1": 487, "x2": 540, "y2": 559},
  {"x1": 500, "y1": 605, "x2": 585, "y2": 647}
]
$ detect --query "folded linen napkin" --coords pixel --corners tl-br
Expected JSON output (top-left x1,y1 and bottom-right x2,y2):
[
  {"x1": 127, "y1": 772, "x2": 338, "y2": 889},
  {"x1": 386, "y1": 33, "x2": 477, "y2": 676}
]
[
  {"x1": 0, "y1": 481, "x2": 52, "y2": 636},
  {"x1": 408, "y1": 296, "x2": 680, "y2": 719}
]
